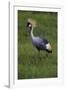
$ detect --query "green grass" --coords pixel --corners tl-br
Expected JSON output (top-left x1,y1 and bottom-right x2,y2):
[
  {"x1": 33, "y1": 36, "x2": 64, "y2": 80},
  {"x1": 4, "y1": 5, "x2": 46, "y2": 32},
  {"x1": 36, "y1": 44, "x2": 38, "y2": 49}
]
[{"x1": 18, "y1": 11, "x2": 57, "y2": 79}]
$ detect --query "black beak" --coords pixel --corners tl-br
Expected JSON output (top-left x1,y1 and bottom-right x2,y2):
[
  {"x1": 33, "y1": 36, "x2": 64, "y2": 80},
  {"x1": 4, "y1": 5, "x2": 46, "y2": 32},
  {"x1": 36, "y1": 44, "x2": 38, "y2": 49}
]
[{"x1": 27, "y1": 22, "x2": 29, "y2": 27}]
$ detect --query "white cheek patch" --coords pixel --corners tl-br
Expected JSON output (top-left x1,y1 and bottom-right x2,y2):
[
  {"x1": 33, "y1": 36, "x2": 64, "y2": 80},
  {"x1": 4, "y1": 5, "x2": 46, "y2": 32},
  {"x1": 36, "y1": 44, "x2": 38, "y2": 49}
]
[
  {"x1": 46, "y1": 43, "x2": 52, "y2": 51},
  {"x1": 29, "y1": 24, "x2": 32, "y2": 27}
]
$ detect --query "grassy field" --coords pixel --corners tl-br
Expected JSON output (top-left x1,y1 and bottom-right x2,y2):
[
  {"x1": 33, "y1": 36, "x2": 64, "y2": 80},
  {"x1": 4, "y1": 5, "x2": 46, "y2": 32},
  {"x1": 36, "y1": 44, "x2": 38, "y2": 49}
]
[{"x1": 18, "y1": 10, "x2": 57, "y2": 79}]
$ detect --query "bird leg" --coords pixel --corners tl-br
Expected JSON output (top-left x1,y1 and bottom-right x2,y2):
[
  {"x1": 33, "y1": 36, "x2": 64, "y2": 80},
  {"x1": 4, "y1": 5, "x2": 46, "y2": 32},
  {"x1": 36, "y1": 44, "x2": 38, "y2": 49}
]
[
  {"x1": 38, "y1": 50, "x2": 42, "y2": 60},
  {"x1": 46, "y1": 52, "x2": 48, "y2": 57}
]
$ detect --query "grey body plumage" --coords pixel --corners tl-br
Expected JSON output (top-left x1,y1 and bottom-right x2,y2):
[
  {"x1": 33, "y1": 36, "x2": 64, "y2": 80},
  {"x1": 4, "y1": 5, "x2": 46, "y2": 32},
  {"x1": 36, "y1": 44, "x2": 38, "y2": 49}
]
[{"x1": 31, "y1": 36, "x2": 48, "y2": 51}]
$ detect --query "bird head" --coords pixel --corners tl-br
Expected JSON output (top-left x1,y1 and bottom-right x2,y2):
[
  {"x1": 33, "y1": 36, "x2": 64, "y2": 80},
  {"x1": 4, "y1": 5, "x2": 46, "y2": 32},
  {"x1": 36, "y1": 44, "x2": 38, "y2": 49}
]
[{"x1": 27, "y1": 18, "x2": 37, "y2": 32}]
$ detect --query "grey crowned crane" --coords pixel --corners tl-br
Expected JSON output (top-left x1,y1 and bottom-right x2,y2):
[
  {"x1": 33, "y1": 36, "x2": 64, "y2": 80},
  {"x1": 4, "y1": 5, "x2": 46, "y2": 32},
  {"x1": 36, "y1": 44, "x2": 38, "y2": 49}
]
[{"x1": 27, "y1": 18, "x2": 52, "y2": 54}]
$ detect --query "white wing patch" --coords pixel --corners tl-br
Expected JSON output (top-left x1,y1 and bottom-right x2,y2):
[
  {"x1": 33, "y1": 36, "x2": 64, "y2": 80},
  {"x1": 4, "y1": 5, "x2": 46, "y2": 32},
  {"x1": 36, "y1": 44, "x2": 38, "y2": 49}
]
[{"x1": 46, "y1": 43, "x2": 52, "y2": 51}]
